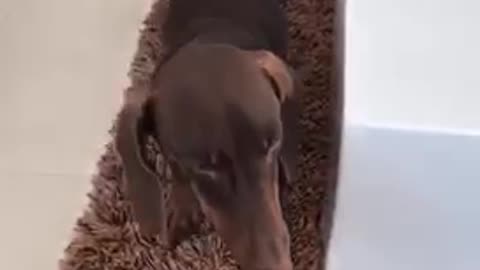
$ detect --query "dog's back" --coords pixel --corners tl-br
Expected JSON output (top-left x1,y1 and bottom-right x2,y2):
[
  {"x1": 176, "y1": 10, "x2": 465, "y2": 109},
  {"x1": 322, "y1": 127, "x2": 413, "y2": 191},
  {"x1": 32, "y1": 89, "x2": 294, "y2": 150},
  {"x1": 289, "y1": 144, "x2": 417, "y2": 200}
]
[{"x1": 162, "y1": 0, "x2": 288, "y2": 58}]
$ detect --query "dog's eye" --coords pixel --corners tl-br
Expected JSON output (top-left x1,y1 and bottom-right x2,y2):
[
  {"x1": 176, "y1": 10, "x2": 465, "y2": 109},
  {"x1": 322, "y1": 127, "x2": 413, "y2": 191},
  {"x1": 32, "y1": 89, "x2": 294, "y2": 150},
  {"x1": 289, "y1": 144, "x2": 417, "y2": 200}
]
[
  {"x1": 196, "y1": 167, "x2": 218, "y2": 179},
  {"x1": 195, "y1": 151, "x2": 225, "y2": 179},
  {"x1": 263, "y1": 136, "x2": 281, "y2": 153}
]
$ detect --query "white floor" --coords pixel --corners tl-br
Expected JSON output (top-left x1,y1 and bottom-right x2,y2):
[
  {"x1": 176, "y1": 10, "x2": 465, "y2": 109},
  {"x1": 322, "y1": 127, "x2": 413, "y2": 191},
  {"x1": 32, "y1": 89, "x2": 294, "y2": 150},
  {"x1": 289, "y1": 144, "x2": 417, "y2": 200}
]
[{"x1": 0, "y1": 0, "x2": 151, "y2": 269}]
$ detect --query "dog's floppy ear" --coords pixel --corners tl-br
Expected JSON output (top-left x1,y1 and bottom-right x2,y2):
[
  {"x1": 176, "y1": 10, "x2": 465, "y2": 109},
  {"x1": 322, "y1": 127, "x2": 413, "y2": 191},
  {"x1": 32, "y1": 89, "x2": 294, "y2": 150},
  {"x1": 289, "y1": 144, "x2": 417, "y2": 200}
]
[
  {"x1": 247, "y1": 50, "x2": 296, "y2": 103},
  {"x1": 277, "y1": 95, "x2": 300, "y2": 200},
  {"x1": 246, "y1": 50, "x2": 301, "y2": 201},
  {"x1": 165, "y1": 162, "x2": 203, "y2": 247},
  {"x1": 114, "y1": 89, "x2": 167, "y2": 240}
]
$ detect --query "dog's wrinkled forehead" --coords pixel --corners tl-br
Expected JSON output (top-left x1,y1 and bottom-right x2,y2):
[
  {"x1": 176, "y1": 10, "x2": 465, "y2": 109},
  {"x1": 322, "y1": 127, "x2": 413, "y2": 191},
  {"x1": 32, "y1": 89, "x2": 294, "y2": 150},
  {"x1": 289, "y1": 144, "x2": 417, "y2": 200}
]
[{"x1": 153, "y1": 44, "x2": 282, "y2": 159}]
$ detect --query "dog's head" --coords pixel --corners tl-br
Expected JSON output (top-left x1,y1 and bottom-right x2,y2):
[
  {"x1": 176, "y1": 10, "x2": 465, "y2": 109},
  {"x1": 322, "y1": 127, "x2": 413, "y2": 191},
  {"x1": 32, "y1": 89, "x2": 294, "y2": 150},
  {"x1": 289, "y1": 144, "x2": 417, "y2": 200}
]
[{"x1": 115, "y1": 44, "x2": 297, "y2": 270}]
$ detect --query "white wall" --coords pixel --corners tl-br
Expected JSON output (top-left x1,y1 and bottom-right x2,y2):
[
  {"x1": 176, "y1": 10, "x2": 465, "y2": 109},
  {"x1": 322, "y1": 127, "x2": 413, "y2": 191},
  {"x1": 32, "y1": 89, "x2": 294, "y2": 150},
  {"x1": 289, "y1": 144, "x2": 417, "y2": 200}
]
[{"x1": 345, "y1": 0, "x2": 480, "y2": 132}]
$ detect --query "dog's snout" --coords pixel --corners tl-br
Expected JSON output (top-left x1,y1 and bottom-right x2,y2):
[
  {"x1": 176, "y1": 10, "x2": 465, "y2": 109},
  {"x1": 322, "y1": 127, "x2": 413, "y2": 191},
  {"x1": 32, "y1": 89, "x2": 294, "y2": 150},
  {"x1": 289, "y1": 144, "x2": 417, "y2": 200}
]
[
  {"x1": 254, "y1": 263, "x2": 292, "y2": 270},
  {"x1": 239, "y1": 226, "x2": 292, "y2": 270},
  {"x1": 267, "y1": 226, "x2": 290, "y2": 258},
  {"x1": 249, "y1": 256, "x2": 293, "y2": 270}
]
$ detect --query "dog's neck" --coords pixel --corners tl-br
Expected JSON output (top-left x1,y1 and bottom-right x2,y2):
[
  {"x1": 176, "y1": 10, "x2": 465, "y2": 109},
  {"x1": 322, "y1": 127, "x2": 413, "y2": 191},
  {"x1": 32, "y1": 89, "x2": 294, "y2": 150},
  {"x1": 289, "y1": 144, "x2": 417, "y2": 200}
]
[
  {"x1": 162, "y1": 17, "x2": 270, "y2": 61},
  {"x1": 158, "y1": 17, "x2": 273, "y2": 72},
  {"x1": 190, "y1": 18, "x2": 270, "y2": 51}
]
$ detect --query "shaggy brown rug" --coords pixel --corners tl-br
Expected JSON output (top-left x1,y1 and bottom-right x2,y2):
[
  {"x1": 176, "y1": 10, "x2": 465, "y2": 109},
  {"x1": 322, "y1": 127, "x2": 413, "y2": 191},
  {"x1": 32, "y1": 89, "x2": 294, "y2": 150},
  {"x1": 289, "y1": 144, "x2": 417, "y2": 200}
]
[{"x1": 58, "y1": 0, "x2": 343, "y2": 269}]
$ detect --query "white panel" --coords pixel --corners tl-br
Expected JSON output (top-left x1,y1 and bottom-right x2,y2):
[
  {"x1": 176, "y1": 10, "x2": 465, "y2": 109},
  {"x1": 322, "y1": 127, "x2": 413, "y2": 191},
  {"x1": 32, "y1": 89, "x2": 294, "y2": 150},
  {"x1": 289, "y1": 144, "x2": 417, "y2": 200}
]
[{"x1": 329, "y1": 1, "x2": 480, "y2": 269}]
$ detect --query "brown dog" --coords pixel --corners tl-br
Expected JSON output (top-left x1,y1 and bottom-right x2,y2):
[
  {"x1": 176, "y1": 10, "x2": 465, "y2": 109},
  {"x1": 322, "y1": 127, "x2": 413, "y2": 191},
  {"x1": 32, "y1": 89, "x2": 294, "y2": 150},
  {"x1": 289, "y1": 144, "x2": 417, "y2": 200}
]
[{"x1": 115, "y1": 0, "x2": 299, "y2": 269}]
